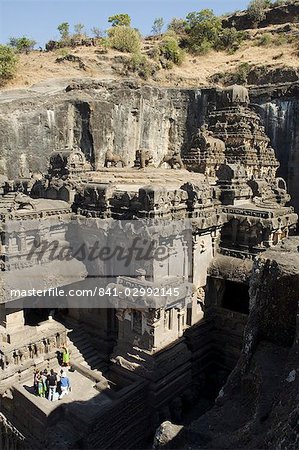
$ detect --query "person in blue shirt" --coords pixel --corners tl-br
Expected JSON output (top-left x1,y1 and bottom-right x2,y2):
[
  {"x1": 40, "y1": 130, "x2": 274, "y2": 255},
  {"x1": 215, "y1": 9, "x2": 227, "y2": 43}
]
[{"x1": 59, "y1": 370, "x2": 71, "y2": 399}]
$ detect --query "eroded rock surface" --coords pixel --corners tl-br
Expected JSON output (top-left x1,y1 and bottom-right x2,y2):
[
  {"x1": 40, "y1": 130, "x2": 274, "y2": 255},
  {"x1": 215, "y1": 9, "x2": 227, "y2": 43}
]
[
  {"x1": 165, "y1": 238, "x2": 299, "y2": 449},
  {"x1": 0, "y1": 79, "x2": 205, "y2": 179}
]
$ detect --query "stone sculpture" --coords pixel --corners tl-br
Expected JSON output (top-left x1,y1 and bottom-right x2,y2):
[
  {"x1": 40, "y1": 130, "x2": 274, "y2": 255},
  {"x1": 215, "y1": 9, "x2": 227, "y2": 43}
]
[
  {"x1": 105, "y1": 149, "x2": 126, "y2": 168},
  {"x1": 159, "y1": 150, "x2": 184, "y2": 169}
]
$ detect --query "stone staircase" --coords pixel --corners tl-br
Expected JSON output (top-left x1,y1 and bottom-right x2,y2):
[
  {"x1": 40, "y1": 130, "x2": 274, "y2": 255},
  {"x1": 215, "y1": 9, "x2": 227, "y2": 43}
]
[{"x1": 66, "y1": 326, "x2": 108, "y2": 375}]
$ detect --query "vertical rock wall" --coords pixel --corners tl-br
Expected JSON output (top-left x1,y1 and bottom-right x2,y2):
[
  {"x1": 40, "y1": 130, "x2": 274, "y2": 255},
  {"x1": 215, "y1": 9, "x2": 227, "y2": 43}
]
[
  {"x1": 251, "y1": 85, "x2": 299, "y2": 213},
  {"x1": 0, "y1": 81, "x2": 209, "y2": 179}
]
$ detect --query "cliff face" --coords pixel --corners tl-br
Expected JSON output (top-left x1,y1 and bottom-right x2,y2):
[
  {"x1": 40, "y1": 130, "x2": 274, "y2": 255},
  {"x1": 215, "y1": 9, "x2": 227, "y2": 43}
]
[
  {"x1": 223, "y1": 4, "x2": 299, "y2": 30},
  {"x1": 251, "y1": 83, "x2": 299, "y2": 213},
  {"x1": 160, "y1": 238, "x2": 299, "y2": 450},
  {"x1": 0, "y1": 79, "x2": 207, "y2": 179},
  {"x1": 1, "y1": 79, "x2": 299, "y2": 215}
]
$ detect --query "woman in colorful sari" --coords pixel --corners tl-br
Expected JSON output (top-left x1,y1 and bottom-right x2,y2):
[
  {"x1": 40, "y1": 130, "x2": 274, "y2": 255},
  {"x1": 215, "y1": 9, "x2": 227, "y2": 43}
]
[{"x1": 37, "y1": 372, "x2": 45, "y2": 397}]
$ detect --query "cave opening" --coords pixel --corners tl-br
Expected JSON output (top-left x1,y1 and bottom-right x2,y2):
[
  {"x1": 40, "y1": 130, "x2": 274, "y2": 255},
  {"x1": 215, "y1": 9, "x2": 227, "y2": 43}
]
[{"x1": 222, "y1": 280, "x2": 250, "y2": 314}]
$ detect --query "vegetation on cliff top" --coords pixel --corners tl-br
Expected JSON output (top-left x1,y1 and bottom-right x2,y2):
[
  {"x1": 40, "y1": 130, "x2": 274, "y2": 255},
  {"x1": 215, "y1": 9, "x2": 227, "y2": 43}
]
[
  {"x1": 1, "y1": 0, "x2": 299, "y2": 87},
  {"x1": 0, "y1": 45, "x2": 18, "y2": 86}
]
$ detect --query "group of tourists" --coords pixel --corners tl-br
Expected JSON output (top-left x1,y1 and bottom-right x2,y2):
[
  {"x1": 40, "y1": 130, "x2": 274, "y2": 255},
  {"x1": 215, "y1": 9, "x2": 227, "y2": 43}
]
[
  {"x1": 34, "y1": 368, "x2": 71, "y2": 401},
  {"x1": 33, "y1": 346, "x2": 72, "y2": 401}
]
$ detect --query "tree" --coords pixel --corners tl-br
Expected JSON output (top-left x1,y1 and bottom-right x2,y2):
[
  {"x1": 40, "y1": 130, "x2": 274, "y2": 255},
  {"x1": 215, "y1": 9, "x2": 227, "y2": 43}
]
[
  {"x1": 74, "y1": 23, "x2": 85, "y2": 36},
  {"x1": 108, "y1": 13, "x2": 131, "y2": 27},
  {"x1": 247, "y1": 0, "x2": 271, "y2": 25},
  {"x1": 159, "y1": 33, "x2": 185, "y2": 65},
  {"x1": 185, "y1": 9, "x2": 223, "y2": 54},
  {"x1": 8, "y1": 36, "x2": 36, "y2": 53},
  {"x1": 217, "y1": 27, "x2": 246, "y2": 51},
  {"x1": 0, "y1": 45, "x2": 18, "y2": 85},
  {"x1": 91, "y1": 27, "x2": 104, "y2": 38},
  {"x1": 57, "y1": 22, "x2": 70, "y2": 40},
  {"x1": 151, "y1": 18, "x2": 164, "y2": 36},
  {"x1": 168, "y1": 18, "x2": 187, "y2": 36}
]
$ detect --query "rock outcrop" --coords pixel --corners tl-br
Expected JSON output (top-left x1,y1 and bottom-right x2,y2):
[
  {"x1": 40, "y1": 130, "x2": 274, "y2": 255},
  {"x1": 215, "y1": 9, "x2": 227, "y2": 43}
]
[
  {"x1": 251, "y1": 82, "x2": 299, "y2": 214},
  {"x1": 157, "y1": 237, "x2": 299, "y2": 449},
  {"x1": 0, "y1": 79, "x2": 205, "y2": 179},
  {"x1": 2, "y1": 79, "x2": 299, "y2": 216},
  {"x1": 223, "y1": 3, "x2": 299, "y2": 30}
]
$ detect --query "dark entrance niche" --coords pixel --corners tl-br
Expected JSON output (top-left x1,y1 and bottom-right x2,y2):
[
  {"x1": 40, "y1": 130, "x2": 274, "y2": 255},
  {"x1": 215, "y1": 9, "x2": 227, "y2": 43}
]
[
  {"x1": 222, "y1": 280, "x2": 249, "y2": 314},
  {"x1": 24, "y1": 308, "x2": 50, "y2": 326}
]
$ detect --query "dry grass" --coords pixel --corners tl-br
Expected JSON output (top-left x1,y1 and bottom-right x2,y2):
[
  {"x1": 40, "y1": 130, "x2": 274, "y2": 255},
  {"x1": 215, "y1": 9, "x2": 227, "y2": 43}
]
[{"x1": 2, "y1": 34, "x2": 299, "y2": 90}]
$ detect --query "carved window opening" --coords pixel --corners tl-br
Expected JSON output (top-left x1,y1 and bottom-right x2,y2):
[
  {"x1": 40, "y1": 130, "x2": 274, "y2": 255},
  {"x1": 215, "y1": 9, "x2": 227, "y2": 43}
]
[
  {"x1": 186, "y1": 306, "x2": 192, "y2": 326},
  {"x1": 221, "y1": 281, "x2": 249, "y2": 314}
]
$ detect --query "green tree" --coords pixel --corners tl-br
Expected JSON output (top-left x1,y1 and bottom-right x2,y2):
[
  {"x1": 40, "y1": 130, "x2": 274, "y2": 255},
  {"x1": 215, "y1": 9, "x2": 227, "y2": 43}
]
[
  {"x1": 151, "y1": 17, "x2": 164, "y2": 35},
  {"x1": 57, "y1": 22, "x2": 70, "y2": 40},
  {"x1": 168, "y1": 18, "x2": 187, "y2": 36},
  {"x1": 8, "y1": 36, "x2": 36, "y2": 53},
  {"x1": 0, "y1": 45, "x2": 18, "y2": 85},
  {"x1": 74, "y1": 23, "x2": 85, "y2": 36},
  {"x1": 186, "y1": 9, "x2": 223, "y2": 54},
  {"x1": 108, "y1": 26, "x2": 141, "y2": 52},
  {"x1": 217, "y1": 28, "x2": 246, "y2": 51},
  {"x1": 108, "y1": 14, "x2": 131, "y2": 27}
]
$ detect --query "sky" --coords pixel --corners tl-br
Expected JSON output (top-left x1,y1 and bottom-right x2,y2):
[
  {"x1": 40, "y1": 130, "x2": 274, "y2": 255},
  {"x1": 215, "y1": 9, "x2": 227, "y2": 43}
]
[{"x1": 0, "y1": 0, "x2": 250, "y2": 47}]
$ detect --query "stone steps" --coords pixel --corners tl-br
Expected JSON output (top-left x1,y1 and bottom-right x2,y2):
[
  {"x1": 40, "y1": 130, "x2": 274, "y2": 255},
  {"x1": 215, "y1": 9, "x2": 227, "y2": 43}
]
[{"x1": 66, "y1": 327, "x2": 108, "y2": 374}]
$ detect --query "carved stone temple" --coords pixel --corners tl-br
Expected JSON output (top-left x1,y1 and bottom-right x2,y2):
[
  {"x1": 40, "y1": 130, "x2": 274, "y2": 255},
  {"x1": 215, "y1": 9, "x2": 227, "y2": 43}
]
[{"x1": 0, "y1": 85, "x2": 297, "y2": 449}]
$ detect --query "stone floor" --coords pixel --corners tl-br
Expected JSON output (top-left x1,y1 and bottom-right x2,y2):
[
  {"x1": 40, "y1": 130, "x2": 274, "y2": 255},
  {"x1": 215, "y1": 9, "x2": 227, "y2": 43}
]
[{"x1": 17, "y1": 367, "x2": 112, "y2": 415}]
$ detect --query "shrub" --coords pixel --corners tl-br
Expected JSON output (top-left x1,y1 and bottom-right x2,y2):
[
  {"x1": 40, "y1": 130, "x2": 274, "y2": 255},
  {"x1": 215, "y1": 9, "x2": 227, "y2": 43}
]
[
  {"x1": 235, "y1": 62, "x2": 251, "y2": 83},
  {"x1": 0, "y1": 45, "x2": 18, "y2": 85},
  {"x1": 160, "y1": 58, "x2": 174, "y2": 69},
  {"x1": 257, "y1": 33, "x2": 272, "y2": 45},
  {"x1": 210, "y1": 62, "x2": 252, "y2": 85},
  {"x1": 55, "y1": 47, "x2": 71, "y2": 57},
  {"x1": 148, "y1": 44, "x2": 160, "y2": 61},
  {"x1": 98, "y1": 37, "x2": 110, "y2": 49},
  {"x1": 273, "y1": 33, "x2": 288, "y2": 45},
  {"x1": 108, "y1": 26, "x2": 141, "y2": 53},
  {"x1": 217, "y1": 27, "x2": 246, "y2": 51},
  {"x1": 159, "y1": 33, "x2": 185, "y2": 65},
  {"x1": 108, "y1": 14, "x2": 131, "y2": 27},
  {"x1": 190, "y1": 40, "x2": 213, "y2": 55},
  {"x1": 126, "y1": 53, "x2": 158, "y2": 79},
  {"x1": 8, "y1": 36, "x2": 36, "y2": 53}
]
